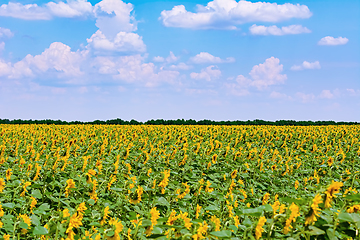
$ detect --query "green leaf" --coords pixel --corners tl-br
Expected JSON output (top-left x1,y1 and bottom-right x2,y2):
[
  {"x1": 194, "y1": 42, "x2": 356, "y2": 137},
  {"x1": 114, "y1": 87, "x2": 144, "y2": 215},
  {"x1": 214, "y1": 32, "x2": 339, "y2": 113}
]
[
  {"x1": 87, "y1": 199, "x2": 95, "y2": 206},
  {"x1": 38, "y1": 203, "x2": 50, "y2": 211},
  {"x1": 210, "y1": 230, "x2": 232, "y2": 238},
  {"x1": 152, "y1": 226, "x2": 163, "y2": 234},
  {"x1": 2, "y1": 203, "x2": 15, "y2": 209},
  {"x1": 33, "y1": 226, "x2": 49, "y2": 235},
  {"x1": 205, "y1": 205, "x2": 219, "y2": 211},
  {"x1": 338, "y1": 213, "x2": 354, "y2": 223},
  {"x1": 31, "y1": 189, "x2": 42, "y2": 199},
  {"x1": 89, "y1": 222, "x2": 102, "y2": 227},
  {"x1": 326, "y1": 228, "x2": 338, "y2": 240},
  {"x1": 280, "y1": 197, "x2": 306, "y2": 205},
  {"x1": 344, "y1": 194, "x2": 360, "y2": 201},
  {"x1": 241, "y1": 207, "x2": 263, "y2": 217},
  {"x1": 106, "y1": 230, "x2": 115, "y2": 237},
  {"x1": 31, "y1": 215, "x2": 40, "y2": 226},
  {"x1": 155, "y1": 197, "x2": 169, "y2": 207},
  {"x1": 308, "y1": 226, "x2": 325, "y2": 235},
  {"x1": 19, "y1": 222, "x2": 29, "y2": 229},
  {"x1": 160, "y1": 225, "x2": 183, "y2": 230},
  {"x1": 259, "y1": 204, "x2": 273, "y2": 212},
  {"x1": 243, "y1": 217, "x2": 252, "y2": 227},
  {"x1": 147, "y1": 234, "x2": 165, "y2": 239},
  {"x1": 228, "y1": 225, "x2": 238, "y2": 233},
  {"x1": 142, "y1": 219, "x2": 152, "y2": 227},
  {"x1": 319, "y1": 214, "x2": 333, "y2": 224}
]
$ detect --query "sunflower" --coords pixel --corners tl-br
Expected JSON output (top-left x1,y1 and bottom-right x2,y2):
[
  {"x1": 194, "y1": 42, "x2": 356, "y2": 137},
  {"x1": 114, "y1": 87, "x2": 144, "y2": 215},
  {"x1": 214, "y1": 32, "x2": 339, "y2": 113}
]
[{"x1": 324, "y1": 181, "x2": 343, "y2": 208}]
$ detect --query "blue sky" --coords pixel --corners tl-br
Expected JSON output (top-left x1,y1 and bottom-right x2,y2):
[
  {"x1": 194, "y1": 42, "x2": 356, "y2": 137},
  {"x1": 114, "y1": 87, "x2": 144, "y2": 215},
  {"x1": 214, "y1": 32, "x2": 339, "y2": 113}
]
[{"x1": 0, "y1": 0, "x2": 359, "y2": 122}]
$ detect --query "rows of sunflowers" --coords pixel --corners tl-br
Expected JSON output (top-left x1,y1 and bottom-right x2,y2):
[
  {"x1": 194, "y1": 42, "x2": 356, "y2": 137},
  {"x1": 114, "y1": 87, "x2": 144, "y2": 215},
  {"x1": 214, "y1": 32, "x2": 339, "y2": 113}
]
[{"x1": 0, "y1": 124, "x2": 359, "y2": 240}]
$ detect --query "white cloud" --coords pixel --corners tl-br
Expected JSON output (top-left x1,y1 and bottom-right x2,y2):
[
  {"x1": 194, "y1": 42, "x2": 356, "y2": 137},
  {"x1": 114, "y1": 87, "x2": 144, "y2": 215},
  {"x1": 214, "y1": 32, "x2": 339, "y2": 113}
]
[
  {"x1": 190, "y1": 52, "x2": 235, "y2": 64},
  {"x1": 227, "y1": 57, "x2": 287, "y2": 95},
  {"x1": 290, "y1": 61, "x2": 321, "y2": 71},
  {"x1": 86, "y1": 30, "x2": 146, "y2": 53},
  {"x1": 296, "y1": 92, "x2": 315, "y2": 103},
  {"x1": 190, "y1": 65, "x2": 221, "y2": 81},
  {"x1": 0, "y1": 59, "x2": 12, "y2": 76},
  {"x1": 225, "y1": 83, "x2": 250, "y2": 96},
  {"x1": 0, "y1": 2, "x2": 51, "y2": 20},
  {"x1": 92, "y1": 55, "x2": 180, "y2": 87},
  {"x1": 93, "y1": 56, "x2": 117, "y2": 74},
  {"x1": 0, "y1": 27, "x2": 14, "y2": 38},
  {"x1": 10, "y1": 42, "x2": 88, "y2": 79},
  {"x1": 10, "y1": 57, "x2": 34, "y2": 79},
  {"x1": 153, "y1": 56, "x2": 165, "y2": 62},
  {"x1": 270, "y1": 91, "x2": 291, "y2": 100},
  {"x1": 346, "y1": 89, "x2": 360, "y2": 96},
  {"x1": 318, "y1": 36, "x2": 349, "y2": 46},
  {"x1": 166, "y1": 51, "x2": 179, "y2": 63},
  {"x1": 249, "y1": 24, "x2": 311, "y2": 35},
  {"x1": 46, "y1": 0, "x2": 92, "y2": 18},
  {"x1": 249, "y1": 57, "x2": 287, "y2": 90},
  {"x1": 0, "y1": 42, "x2": 4, "y2": 52},
  {"x1": 160, "y1": 0, "x2": 312, "y2": 30},
  {"x1": 225, "y1": 75, "x2": 250, "y2": 96},
  {"x1": 152, "y1": 52, "x2": 180, "y2": 64},
  {"x1": 185, "y1": 88, "x2": 217, "y2": 95},
  {"x1": 0, "y1": 0, "x2": 136, "y2": 25},
  {"x1": 0, "y1": 0, "x2": 93, "y2": 20},
  {"x1": 85, "y1": 0, "x2": 145, "y2": 55},
  {"x1": 319, "y1": 90, "x2": 334, "y2": 99},
  {"x1": 169, "y1": 62, "x2": 192, "y2": 70},
  {"x1": 93, "y1": 0, "x2": 137, "y2": 40}
]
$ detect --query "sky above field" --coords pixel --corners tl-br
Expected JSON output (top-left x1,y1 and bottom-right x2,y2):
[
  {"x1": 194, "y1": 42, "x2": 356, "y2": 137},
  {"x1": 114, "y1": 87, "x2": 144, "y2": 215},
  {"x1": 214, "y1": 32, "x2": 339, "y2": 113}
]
[{"x1": 0, "y1": 0, "x2": 359, "y2": 122}]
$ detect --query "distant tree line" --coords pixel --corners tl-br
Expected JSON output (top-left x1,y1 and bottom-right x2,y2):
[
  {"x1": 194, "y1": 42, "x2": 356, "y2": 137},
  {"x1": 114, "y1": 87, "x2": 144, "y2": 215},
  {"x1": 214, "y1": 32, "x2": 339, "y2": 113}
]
[{"x1": 0, "y1": 118, "x2": 358, "y2": 126}]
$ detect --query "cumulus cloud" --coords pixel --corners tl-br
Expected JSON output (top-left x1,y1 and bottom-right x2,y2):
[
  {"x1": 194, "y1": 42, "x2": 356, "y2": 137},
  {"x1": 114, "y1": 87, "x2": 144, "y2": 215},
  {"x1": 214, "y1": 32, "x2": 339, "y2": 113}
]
[
  {"x1": 296, "y1": 92, "x2": 315, "y2": 103},
  {"x1": 153, "y1": 56, "x2": 165, "y2": 62},
  {"x1": 168, "y1": 62, "x2": 192, "y2": 70},
  {"x1": 249, "y1": 24, "x2": 311, "y2": 35},
  {"x1": 190, "y1": 65, "x2": 221, "y2": 81},
  {"x1": 165, "y1": 51, "x2": 179, "y2": 63},
  {"x1": 10, "y1": 42, "x2": 88, "y2": 79},
  {"x1": 185, "y1": 88, "x2": 217, "y2": 95},
  {"x1": 270, "y1": 91, "x2": 291, "y2": 100},
  {"x1": 227, "y1": 57, "x2": 287, "y2": 95},
  {"x1": 0, "y1": 0, "x2": 136, "y2": 25},
  {"x1": 0, "y1": 27, "x2": 14, "y2": 38},
  {"x1": 85, "y1": 0, "x2": 146, "y2": 55},
  {"x1": 160, "y1": 0, "x2": 312, "y2": 30},
  {"x1": 190, "y1": 52, "x2": 235, "y2": 64},
  {"x1": 46, "y1": 0, "x2": 92, "y2": 18},
  {"x1": 249, "y1": 57, "x2": 287, "y2": 89},
  {"x1": 346, "y1": 89, "x2": 360, "y2": 96},
  {"x1": 0, "y1": 2, "x2": 51, "y2": 20},
  {"x1": 319, "y1": 90, "x2": 334, "y2": 99},
  {"x1": 93, "y1": 0, "x2": 137, "y2": 40},
  {"x1": 0, "y1": 0, "x2": 93, "y2": 20},
  {"x1": 92, "y1": 56, "x2": 117, "y2": 74},
  {"x1": 152, "y1": 52, "x2": 180, "y2": 64},
  {"x1": 318, "y1": 36, "x2": 349, "y2": 46},
  {"x1": 290, "y1": 61, "x2": 321, "y2": 71},
  {"x1": 92, "y1": 55, "x2": 180, "y2": 87},
  {"x1": 0, "y1": 59, "x2": 12, "y2": 76},
  {"x1": 86, "y1": 30, "x2": 146, "y2": 53}
]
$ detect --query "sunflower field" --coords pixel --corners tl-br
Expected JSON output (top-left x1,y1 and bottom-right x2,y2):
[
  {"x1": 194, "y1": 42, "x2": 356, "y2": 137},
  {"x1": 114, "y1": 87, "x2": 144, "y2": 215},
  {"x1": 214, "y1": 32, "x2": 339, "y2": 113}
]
[{"x1": 0, "y1": 124, "x2": 359, "y2": 240}]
